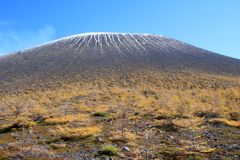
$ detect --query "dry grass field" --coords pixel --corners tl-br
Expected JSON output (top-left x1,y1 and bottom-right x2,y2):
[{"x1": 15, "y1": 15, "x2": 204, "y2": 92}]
[{"x1": 0, "y1": 70, "x2": 239, "y2": 159}]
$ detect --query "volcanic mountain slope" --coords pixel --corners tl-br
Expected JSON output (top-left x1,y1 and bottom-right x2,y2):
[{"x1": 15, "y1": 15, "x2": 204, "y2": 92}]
[{"x1": 0, "y1": 32, "x2": 239, "y2": 93}]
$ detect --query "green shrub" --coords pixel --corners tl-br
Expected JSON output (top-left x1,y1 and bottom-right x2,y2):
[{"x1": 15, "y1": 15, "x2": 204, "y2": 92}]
[
  {"x1": 154, "y1": 95, "x2": 159, "y2": 100},
  {"x1": 93, "y1": 112, "x2": 107, "y2": 117},
  {"x1": 143, "y1": 91, "x2": 148, "y2": 94},
  {"x1": 155, "y1": 115, "x2": 169, "y2": 120},
  {"x1": 134, "y1": 111, "x2": 139, "y2": 115},
  {"x1": 100, "y1": 144, "x2": 120, "y2": 156},
  {"x1": 143, "y1": 114, "x2": 153, "y2": 117}
]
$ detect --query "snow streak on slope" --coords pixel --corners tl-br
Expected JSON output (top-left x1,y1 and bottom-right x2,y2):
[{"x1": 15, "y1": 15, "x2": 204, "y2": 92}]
[{"x1": 13, "y1": 32, "x2": 204, "y2": 56}]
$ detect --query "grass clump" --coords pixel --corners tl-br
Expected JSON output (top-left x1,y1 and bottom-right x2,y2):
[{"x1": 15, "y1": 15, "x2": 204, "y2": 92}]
[
  {"x1": 0, "y1": 117, "x2": 36, "y2": 133},
  {"x1": 0, "y1": 149, "x2": 9, "y2": 160},
  {"x1": 99, "y1": 144, "x2": 120, "y2": 156},
  {"x1": 93, "y1": 112, "x2": 107, "y2": 117},
  {"x1": 52, "y1": 125, "x2": 102, "y2": 140},
  {"x1": 49, "y1": 144, "x2": 68, "y2": 149},
  {"x1": 45, "y1": 114, "x2": 89, "y2": 125},
  {"x1": 187, "y1": 155, "x2": 208, "y2": 160},
  {"x1": 109, "y1": 130, "x2": 138, "y2": 143},
  {"x1": 156, "y1": 119, "x2": 180, "y2": 131},
  {"x1": 143, "y1": 114, "x2": 153, "y2": 117},
  {"x1": 194, "y1": 110, "x2": 220, "y2": 119},
  {"x1": 228, "y1": 112, "x2": 240, "y2": 121},
  {"x1": 208, "y1": 118, "x2": 240, "y2": 127},
  {"x1": 11, "y1": 146, "x2": 54, "y2": 159}
]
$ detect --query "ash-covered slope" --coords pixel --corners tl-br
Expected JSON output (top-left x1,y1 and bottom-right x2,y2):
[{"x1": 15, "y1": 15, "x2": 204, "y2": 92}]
[{"x1": 0, "y1": 32, "x2": 239, "y2": 92}]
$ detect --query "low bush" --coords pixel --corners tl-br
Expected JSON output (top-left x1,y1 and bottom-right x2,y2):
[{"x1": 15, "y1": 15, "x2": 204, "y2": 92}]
[
  {"x1": 0, "y1": 117, "x2": 36, "y2": 133},
  {"x1": 134, "y1": 111, "x2": 139, "y2": 115},
  {"x1": 99, "y1": 144, "x2": 120, "y2": 156},
  {"x1": 194, "y1": 110, "x2": 220, "y2": 119},
  {"x1": 11, "y1": 146, "x2": 54, "y2": 159},
  {"x1": 52, "y1": 126, "x2": 102, "y2": 140},
  {"x1": 155, "y1": 115, "x2": 169, "y2": 120},
  {"x1": 228, "y1": 112, "x2": 240, "y2": 121},
  {"x1": 49, "y1": 144, "x2": 67, "y2": 149},
  {"x1": 93, "y1": 112, "x2": 107, "y2": 117},
  {"x1": 157, "y1": 119, "x2": 179, "y2": 131},
  {"x1": 143, "y1": 114, "x2": 153, "y2": 117},
  {"x1": 29, "y1": 106, "x2": 48, "y2": 121},
  {"x1": 209, "y1": 118, "x2": 240, "y2": 127},
  {"x1": 109, "y1": 130, "x2": 138, "y2": 142},
  {"x1": 45, "y1": 114, "x2": 89, "y2": 125}
]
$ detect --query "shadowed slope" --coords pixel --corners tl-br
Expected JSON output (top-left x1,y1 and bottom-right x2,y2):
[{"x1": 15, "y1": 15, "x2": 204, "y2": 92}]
[{"x1": 0, "y1": 32, "x2": 239, "y2": 93}]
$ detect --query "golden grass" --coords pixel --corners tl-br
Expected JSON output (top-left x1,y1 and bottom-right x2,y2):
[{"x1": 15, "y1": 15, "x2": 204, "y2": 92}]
[
  {"x1": 209, "y1": 118, "x2": 240, "y2": 127},
  {"x1": 52, "y1": 125, "x2": 102, "y2": 139},
  {"x1": 109, "y1": 130, "x2": 138, "y2": 142},
  {"x1": 0, "y1": 71, "x2": 239, "y2": 158},
  {"x1": 45, "y1": 114, "x2": 90, "y2": 125},
  {"x1": 0, "y1": 71, "x2": 239, "y2": 127}
]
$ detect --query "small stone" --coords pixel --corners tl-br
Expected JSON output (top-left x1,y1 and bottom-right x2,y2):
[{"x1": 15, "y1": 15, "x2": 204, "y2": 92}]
[
  {"x1": 118, "y1": 152, "x2": 125, "y2": 158},
  {"x1": 123, "y1": 146, "x2": 130, "y2": 151},
  {"x1": 96, "y1": 136, "x2": 101, "y2": 141},
  {"x1": 151, "y1": 155, "x2": 158, "y2": 159},
  {"x1": 106, "y1": 119, "x2": 112, "y2": 123},
  {"x1": 171, "y1": 141, "x2": 177, "y2": 145}
]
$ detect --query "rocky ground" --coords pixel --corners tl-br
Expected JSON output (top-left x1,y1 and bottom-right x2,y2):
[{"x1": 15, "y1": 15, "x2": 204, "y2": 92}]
[{"x1": 0, "y1": 116, "x2": 239, "y2": 160}]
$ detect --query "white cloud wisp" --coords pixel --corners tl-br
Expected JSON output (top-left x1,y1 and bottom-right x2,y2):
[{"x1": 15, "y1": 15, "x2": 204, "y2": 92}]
[{"x1": 0, "y1": 25, "x2": 55, "y2": 55}]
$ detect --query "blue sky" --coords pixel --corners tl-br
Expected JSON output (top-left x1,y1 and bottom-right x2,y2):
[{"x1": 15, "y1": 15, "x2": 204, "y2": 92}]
[{"x1": 0, "y1": 0, "x2": 239, "y2": 59}]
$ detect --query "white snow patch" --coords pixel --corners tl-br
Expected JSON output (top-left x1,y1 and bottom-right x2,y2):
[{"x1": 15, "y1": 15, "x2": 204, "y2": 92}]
[{"x1": 0, "y1": 32, "x2": 194, "y2": 58}]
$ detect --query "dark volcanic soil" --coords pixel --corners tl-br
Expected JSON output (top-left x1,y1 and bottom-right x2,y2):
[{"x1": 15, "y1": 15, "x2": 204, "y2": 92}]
[{"x1": 0, "y1": 33, "x2": 239, "y2": 93}]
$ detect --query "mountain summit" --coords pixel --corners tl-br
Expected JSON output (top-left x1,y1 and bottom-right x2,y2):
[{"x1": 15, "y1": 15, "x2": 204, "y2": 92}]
[{"x1": 0, "y1": 32, "x2": 239, "y2": 93}]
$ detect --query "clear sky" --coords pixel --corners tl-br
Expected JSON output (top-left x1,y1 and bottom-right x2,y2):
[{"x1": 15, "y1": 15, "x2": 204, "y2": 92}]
[{"x1": 0, "y1": 0, "x2": 239, "y2": 59}]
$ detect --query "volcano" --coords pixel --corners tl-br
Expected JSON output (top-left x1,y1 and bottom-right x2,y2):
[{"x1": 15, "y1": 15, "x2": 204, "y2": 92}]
[{"x1": 0, "y1": 32, "x2": 239, "y2": 93}]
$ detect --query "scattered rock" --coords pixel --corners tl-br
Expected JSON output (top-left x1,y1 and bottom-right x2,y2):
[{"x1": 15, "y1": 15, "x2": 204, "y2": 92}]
[
  {"x1": 151, "y1": 155, "x2": 158, "y2": 159},
  {"x1": 123, "y1": 146, "x2": 130, "y2": 151},
  {"x1": 96, "y1": 136, "x2": 101, "y2": 141}
]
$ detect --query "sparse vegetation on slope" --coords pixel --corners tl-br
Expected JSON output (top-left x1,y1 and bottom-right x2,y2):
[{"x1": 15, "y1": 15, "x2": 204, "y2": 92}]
[
  {"x1": 0, "y1": 33, "x2": 239, "y2": 159},
  {"x1": 0, "y1": 71, "x2": 239, "y2": 159}
]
